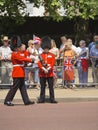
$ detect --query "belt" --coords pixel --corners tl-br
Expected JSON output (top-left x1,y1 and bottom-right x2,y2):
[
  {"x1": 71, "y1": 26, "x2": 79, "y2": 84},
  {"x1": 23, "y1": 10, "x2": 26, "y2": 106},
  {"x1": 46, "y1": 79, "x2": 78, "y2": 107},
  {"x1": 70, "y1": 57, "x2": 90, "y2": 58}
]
[
  {"x1": 80, "y1": 57, "x2": 87, "y2": 59},
  {"x1": 13, "y1": 64, "x2": 24, "y2": 67}
]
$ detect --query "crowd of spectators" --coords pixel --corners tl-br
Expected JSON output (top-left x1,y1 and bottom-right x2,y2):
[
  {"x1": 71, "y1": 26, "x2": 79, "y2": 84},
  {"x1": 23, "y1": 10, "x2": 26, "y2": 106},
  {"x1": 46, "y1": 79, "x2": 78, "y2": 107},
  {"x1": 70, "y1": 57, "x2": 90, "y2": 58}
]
[{"x1": 0, "y1": 35, "x2": 98, "y2": 89}]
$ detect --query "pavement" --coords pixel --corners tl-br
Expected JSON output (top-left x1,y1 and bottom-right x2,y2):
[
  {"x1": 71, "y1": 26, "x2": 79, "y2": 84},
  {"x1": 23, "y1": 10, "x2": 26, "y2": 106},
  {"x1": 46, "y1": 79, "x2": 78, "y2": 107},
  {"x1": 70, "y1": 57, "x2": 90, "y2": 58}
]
[
  {"x1": 0, "y1": 102, "x2": 98, "y2": 130},
  {"x1": 0, "y1": 86, "x2": 98, "y2": 103},
  {"x1": 0, "y1": 87, "x2": 98, "y2": 130}
]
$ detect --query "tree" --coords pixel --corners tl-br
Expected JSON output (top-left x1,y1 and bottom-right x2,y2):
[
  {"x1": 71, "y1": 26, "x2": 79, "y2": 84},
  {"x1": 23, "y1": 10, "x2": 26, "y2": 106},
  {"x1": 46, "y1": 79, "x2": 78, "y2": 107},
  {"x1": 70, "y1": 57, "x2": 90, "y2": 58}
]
[
  {"x1": 0, "y1": 0, "x2": 26, "y2": 35},
  {"x1": 0, "y1": 0, "x2": 4, "y2": 6},
  {"x1": 0, "y1": 0, "x2": 98, "y2": 23},
  {"x1": 61, "y1": 0, "x2": 98, "y2": 43},
  {"x1": 31, "y1": 0, "x2": 98, "y2": 43},
  {"x1": 0, "y1": 0, "x2": 98, "y2": 40},
  {"x1": 0, "y1": 0, "x2": 26, "y2": 24}
]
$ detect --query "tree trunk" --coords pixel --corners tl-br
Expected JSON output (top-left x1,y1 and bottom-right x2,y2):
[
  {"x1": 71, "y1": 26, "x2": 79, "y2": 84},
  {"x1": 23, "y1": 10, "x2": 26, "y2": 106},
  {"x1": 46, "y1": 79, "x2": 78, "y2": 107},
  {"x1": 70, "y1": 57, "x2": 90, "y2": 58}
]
[{"x1": 74, "y1": 18, "x2": 89, "y2": 45}]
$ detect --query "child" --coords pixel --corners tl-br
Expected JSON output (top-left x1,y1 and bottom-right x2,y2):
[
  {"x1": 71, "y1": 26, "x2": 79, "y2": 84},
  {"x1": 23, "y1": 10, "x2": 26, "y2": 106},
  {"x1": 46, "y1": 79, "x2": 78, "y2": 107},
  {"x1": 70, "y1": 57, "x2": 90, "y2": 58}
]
[{"x1": 63, "y1": 41, "x2": 76, "y2": 88}]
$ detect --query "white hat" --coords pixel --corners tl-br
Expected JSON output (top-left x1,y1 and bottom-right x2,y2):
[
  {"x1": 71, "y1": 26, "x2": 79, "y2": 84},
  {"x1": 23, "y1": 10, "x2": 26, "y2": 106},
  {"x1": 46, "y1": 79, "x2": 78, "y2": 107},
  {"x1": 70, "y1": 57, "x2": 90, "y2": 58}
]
[{"x1": 3, "y1": 36, "x2": 9, "y2": 41}]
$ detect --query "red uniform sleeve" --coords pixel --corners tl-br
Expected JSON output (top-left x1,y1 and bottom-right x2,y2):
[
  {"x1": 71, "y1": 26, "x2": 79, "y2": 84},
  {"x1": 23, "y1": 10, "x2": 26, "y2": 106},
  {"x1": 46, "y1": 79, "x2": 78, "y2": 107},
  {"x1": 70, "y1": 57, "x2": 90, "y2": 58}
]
[
  {"x1": 24, "y1": 51, "x2": 30, "y2": 57},
  {"x1": 12, "y1": 52, "x2": 32, "y2": 63}
]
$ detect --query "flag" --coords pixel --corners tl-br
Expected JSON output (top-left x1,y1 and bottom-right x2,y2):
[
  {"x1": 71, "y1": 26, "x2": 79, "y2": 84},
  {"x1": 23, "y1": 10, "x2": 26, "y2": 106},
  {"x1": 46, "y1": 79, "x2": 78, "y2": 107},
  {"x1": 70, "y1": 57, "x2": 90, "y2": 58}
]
[
  {"x1": 64, "y1": 59, "x2": 73, "y2": 71},
  {"x1": 33, "y1": 35, "x2": 41, "y2": 44},
  {"x1": 81, "y1": 59, "x2": 89, "y2": 72},
  {"x1": 64, "y1": 58, "x2": 74, "y2": 81}
]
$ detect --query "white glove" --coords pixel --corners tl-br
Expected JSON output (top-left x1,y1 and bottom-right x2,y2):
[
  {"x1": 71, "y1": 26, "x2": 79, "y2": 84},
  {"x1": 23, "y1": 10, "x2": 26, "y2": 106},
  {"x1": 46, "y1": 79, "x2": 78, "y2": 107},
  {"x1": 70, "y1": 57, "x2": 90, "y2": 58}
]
[
  {"x1": 27, "y1": 63, "x2": 33, "y2": 67},
  {"x1": 30, "y1": 55, "x2": 36, "y2": 61},
  {"x1": 47, "y1": 67, "x2": 51, "y2": 71},
  {"x1": 42, "y1": 67, "x2": 48, "y2": 74}
]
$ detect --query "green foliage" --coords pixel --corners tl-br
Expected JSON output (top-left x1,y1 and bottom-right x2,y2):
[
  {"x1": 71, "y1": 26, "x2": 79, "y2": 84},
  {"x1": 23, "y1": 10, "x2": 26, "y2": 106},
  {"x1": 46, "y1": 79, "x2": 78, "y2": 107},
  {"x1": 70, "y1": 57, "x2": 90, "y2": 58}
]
[
  {"x1": 0, "y1": 0, "x2": 4, "y2": 6},
  {"x1": 31, "y1": 0, "x2": 98, "y2": 21},
  {"x1": 43, "y1": 0, "x2": 63, "y2": 21},
  {"x1": 62, "y1": 0, "x2": 98, "y2": 20},
  {"x1": 0, "y1": 0, "x2": 98, "y2": 23},
  {"x1": 28, "y1": 0, "x2": 63, "y2": 21},
  {"x1": 0, "y1": 0, "x2": 26, "y2": 24},
  {"x1": 0, "y1": 0, "x2": 98, "y2": 38}
]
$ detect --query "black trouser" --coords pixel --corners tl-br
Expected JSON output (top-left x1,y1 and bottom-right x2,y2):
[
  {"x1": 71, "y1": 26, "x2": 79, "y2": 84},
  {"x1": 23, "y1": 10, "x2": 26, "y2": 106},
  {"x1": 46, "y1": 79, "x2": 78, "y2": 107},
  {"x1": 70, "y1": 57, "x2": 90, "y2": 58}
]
[
  {"x1": 4, "y1": 78, "x2": 30, "y2": 104},
  {"x1": 39, "y1": 77, "x2": 55, "y2": 101}
]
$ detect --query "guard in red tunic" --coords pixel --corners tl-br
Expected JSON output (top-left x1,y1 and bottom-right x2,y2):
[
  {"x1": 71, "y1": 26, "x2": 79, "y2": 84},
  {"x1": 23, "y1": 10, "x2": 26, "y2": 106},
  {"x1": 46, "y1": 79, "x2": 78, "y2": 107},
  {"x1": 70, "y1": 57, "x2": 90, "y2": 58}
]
[
  {"x1": 37, "y1": 36, "x2": 57, "y2": 103},
  {"x1": 4, "y1": 36, "x2": 35, "y2": 106}
]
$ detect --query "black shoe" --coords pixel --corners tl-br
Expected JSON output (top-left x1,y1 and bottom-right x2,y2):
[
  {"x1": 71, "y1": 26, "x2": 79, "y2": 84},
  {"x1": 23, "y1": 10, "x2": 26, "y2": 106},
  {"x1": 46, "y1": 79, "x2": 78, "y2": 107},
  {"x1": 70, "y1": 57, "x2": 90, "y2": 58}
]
[
  {"x1": 25, "y1": 101, "x2": 35, "y2": 105},
  {"x1": 37, "y1": 100, "x2": 45, "y2": 103},
  {"x1": 50, "y1": 100, "x2": 58, "y2": 104},
  {"x1": 4, "y1": 101, "x2": 14, "y2": 106}
]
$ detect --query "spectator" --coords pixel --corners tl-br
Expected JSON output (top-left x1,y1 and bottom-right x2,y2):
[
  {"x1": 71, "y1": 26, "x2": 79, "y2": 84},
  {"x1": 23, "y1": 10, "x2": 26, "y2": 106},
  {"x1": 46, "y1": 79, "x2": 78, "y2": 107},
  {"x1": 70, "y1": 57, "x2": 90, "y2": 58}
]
[
  {"x1": 59, "y1": 36, "x2": 67, "y2": 58},
  {"x1": 76, "y1": 40, "x2": 89, "y2": 88},
  {"x1": 26, "y1": 40, "x2": 34, "y2": 86},
  {"x1": 49, "y1": 39, "x2": 59, "y2": 87},
  {"x1": 67, "y1": 38, "x2": 77, "y2": 53},
  {"x1": 90, "y1": 40, "x2": 98, "y2": 86},
  {"x1": 50, "y1": 39, "x2": 59, "y2": 59},
  {"x1": 0, "y1": 36, "x2": 12, "y2": 87},
  {"x1": 27, "y1": 40, "x2": 34, "y2": 54},
  {"x1": 63, "y1": 41, "x2": 76, "y2": 89},
  {"x1": 88, "y1": 35, "x2": 98, "y2": 84},
  {"x1": 67, "y1": 38, "x2": 78, "y2": 84},
  {"x1": 58, "y1": 36, "x2": 67, "y2": 80},
  {"x1": 32, "y1": 37, "x2": 43, "y2": 89},
  {"x1": 88, "y1": 35, "x2": 98, "y2": 51}
]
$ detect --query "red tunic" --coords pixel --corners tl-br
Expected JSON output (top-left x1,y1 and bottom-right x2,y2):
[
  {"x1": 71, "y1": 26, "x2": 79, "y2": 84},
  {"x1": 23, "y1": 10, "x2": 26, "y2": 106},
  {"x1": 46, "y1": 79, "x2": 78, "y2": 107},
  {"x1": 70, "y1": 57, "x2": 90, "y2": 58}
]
[
  {"x1": 38, "y1": 52, "x2": 55, "y2": 77},
  {"x1": 11, "y1": 51, "x2": 32, "y2": 78},
  {"x1": 23, "y1": 50, "x2": 30, "y2": 57}
]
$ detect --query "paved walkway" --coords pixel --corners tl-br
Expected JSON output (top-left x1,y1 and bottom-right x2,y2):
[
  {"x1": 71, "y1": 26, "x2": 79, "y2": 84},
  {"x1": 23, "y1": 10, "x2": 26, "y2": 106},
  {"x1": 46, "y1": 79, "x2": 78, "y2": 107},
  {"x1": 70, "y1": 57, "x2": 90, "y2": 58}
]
[
  {"x1": 0, "y1": 87, "x2": 98, "y2": 103},
  {"x1": 0, "y1": 87, "x2": 98, "y2": 130},
  {"x1": 0, "y1": 102, "x2": 98, "y2": 130}
]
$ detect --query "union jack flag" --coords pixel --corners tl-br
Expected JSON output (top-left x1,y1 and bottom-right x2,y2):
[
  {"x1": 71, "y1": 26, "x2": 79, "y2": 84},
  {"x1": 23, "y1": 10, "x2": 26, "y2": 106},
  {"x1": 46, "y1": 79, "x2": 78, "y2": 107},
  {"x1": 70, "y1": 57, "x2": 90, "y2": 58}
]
[
  {"x1": 64, "y1": 59, "x2": 73, "y2": 70},
  {"x1": 33, "y1": 35, "x2": 41, "y2": 44}
]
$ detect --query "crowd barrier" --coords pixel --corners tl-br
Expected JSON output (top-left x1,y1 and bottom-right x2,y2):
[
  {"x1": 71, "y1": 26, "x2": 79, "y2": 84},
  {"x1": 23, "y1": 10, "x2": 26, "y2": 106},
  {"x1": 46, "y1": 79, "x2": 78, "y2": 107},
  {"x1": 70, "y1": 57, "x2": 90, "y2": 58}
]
[{"x1": 0, "y1": 65, "x2": 97, "y2": 89}]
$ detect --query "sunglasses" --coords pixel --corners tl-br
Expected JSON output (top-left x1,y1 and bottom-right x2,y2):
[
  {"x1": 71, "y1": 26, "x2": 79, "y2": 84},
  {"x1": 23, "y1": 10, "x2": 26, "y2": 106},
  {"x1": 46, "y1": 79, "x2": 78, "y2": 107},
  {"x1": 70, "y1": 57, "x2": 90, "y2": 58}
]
[{"x1": 3, "y1": 40, "x2": 8, "y2": 42}]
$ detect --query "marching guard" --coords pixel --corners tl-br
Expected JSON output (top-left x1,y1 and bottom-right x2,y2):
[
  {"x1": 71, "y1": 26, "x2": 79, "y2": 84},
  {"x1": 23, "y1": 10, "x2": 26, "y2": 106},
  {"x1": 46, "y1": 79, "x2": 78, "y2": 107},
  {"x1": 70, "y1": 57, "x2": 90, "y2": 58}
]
[{"x1": 4, "y1": 36, "x2": 35, "y2": 106}]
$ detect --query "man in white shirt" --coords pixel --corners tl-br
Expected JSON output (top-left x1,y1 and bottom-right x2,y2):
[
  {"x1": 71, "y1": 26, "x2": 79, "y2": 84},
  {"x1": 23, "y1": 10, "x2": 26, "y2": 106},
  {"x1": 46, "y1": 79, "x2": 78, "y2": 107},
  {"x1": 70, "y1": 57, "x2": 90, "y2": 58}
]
[
  {"x1": 58, "y1": 36, "x2": 67, "y2": 81},
  {"x1": 0, "y1": 36, "x2": 12, "y2": 87},
  {"x1": 59, "y1": 36, "x2": 67, "y2": 58},
  {"x1": 90, "y1": 41, "x2": 98, "y2": 85}
]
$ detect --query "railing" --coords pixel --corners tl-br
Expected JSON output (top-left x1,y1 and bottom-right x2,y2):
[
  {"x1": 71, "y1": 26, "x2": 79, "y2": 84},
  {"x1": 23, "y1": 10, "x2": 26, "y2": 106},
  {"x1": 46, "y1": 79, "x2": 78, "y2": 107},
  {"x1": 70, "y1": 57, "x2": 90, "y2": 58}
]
[{"x1": 0, "y1": 65, "x2": 97, "y2": 89}]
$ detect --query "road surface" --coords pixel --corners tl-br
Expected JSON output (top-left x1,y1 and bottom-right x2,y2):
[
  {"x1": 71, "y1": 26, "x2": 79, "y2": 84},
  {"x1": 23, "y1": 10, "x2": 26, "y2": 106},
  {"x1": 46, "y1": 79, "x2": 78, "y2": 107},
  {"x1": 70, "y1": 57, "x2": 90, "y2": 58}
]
[{"x1": 0, "y1": 102, "x2": 98, "y2": 130}]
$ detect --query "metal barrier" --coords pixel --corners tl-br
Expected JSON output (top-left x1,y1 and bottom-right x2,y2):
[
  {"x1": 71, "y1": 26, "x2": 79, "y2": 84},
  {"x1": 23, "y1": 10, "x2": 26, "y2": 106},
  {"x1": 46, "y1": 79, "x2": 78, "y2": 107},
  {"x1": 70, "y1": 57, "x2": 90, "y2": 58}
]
[
  {"x1": 0, "y1": 65, "x2": 97, "y2": 89},
  {"x1": 56, "y1": 66, "x2": 96, "y2": 87}
]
